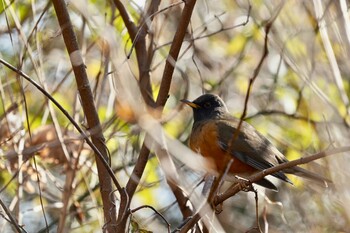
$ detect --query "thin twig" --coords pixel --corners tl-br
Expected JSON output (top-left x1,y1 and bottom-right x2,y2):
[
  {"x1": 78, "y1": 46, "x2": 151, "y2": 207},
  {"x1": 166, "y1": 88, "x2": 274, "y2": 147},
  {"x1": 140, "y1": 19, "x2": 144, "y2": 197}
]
[
  {"x1": 222, "y1": 4, "x2": 284, "y2": 171},
  {"x1": 0, "y1": 197, "x2": 27, "y2": 233},
  {"x1": 233, "y1": 3, "x2": 283, "y2": 140},
  {"x1": 245, "y1": 110, "x2": 345, "y2": 126},
  {"x1": 127, "y1": 1, "x2": 184, "y2": 58},
  {"x1": 0, "y1": 58, "x2": 124, "y2": 197},
  {"x1": 32, "y1": 156, "x2": 49, "y2": 232},
  {"x1": 253, "y1": 189, "x2": 262, "y2": 233},
  {"x1": 130, "y1": 205, "x2": 171, "y2": 233}
]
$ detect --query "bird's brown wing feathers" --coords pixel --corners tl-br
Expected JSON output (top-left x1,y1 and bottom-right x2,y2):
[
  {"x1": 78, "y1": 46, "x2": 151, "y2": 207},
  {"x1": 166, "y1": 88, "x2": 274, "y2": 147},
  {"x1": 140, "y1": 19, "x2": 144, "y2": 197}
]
[
  {"x1": 216, "y1": 118, "x2": 292, "y2": 183},
  {"x1": 217, "y1": 117, "x2": 331, "y2": 186}
]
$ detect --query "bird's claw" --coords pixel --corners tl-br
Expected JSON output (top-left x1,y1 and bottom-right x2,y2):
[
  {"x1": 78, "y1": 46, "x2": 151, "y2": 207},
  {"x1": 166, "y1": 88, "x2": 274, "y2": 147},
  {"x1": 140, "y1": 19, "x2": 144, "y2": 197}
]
[{"x1": 234, "y1": 176, "x2": 253, "y2": 192}]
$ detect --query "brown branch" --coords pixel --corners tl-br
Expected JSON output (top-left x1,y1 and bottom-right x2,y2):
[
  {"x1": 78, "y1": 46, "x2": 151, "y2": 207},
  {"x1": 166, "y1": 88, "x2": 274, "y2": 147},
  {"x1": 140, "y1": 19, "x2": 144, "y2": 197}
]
[
  {"x1": 0, "y1": 197, "x2": 27, "y2": 233},
  {"x1": 114, "y1": 1, "x2": 198, "y2": 232},
  {"x1": 113, "y1": 0, "x2": 161, "y2": 107},
  {"x1": 214, "y1": 146, "x2": 350, "y2": 205},
  {"x1": 126, "y1": 0, "x2": 197, "y2": 203},
  {"x1": 0, "y1": 59, "x2": 122, "y2": 191},
  {"x1": 133, "y1": 1, "x2": 161, "y2": 107},
  {"x1": 153, "y1": 0, "x2": 198, "y2": 221},
  {"x1": 220, "y1": 3, "x2": 280, "y2": 179},
  {"x1": 51, "y1": 1, "x2": 119, "y2": 231},
  {"x1": 1, "y1": 54, "x2": 125, "y2": 232},
  {"x1": 176, "y1": 146, "x2": 349, "y2": 232},
  {"x1": 130, "y1": 205, "x2": 171, "y2": 233},
  {"x1": 112, "y1": 0, "x2": 138, "y2": 39},
  {"x1": 235, "y1": 3, "x2": 284, "y2": 132},
  {"x1": 176, "y1": 159, "x2": 233, "y2": 233},
  {"x1": 154, "y1": 5, "x2": 251, "y2": 56},
  {"x1": 178, "y1": 4, "x2": 284, "y2": 232},
  {"x1": 32, "y1": 156, "x2": 49, "y2": 230},
  {"x1": 253, "y1": 189, "x2": 262, "y2": 233},
  {"x1": 156, "y1": 0, "x2": 197, "y2": 107},
  {"x1": 167, "y1": 181, "x2": 193, "y2": 219}
]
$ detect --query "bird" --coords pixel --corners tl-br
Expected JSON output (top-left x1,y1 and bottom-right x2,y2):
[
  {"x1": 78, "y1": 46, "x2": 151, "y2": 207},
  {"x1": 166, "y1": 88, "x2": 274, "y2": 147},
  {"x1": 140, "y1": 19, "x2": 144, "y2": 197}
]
[{"x1": 182, "y1": 93, "x2": 330, "y2": 190}]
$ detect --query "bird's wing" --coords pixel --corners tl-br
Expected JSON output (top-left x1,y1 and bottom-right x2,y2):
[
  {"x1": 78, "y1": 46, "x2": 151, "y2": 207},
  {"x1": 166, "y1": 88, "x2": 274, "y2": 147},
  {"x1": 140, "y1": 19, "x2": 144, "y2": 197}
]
[{"x1": 216, "y1": 118, "x2": 292, "y2": 183}]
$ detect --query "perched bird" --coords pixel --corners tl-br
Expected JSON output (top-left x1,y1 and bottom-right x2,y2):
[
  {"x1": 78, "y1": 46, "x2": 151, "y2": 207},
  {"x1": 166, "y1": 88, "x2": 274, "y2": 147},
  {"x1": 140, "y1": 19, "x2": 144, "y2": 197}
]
[{"x1": 182, "y1": 93, "x2": 329, "y2": 190}]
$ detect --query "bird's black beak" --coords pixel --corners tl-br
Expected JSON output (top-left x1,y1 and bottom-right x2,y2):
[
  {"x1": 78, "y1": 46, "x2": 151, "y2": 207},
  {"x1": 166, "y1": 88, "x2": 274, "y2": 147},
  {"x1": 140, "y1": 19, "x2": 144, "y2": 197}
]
[{"x1": 181, "y1": 99, "x2": 200, "y2": 109}]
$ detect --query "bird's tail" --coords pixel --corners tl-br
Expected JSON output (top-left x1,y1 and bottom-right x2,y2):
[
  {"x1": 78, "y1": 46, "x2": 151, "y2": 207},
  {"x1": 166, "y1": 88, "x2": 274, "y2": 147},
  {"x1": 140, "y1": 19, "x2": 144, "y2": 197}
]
[{"x1": 285, "y1": 166, "x2": 332, "y2": 187}]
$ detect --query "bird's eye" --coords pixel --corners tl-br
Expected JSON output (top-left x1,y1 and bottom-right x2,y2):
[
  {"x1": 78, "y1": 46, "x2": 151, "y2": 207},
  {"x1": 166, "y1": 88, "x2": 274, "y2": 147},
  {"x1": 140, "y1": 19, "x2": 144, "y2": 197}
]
[{"x1": 204, "y1": 102, "x2": 211, "y2": 108}]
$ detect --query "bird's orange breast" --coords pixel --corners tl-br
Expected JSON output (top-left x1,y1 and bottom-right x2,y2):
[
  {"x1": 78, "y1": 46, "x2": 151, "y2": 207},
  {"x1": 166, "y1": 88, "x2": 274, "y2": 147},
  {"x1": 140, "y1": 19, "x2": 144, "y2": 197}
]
[{"x1": 189, "y1": 120, "x2": 257, "y2": 175}]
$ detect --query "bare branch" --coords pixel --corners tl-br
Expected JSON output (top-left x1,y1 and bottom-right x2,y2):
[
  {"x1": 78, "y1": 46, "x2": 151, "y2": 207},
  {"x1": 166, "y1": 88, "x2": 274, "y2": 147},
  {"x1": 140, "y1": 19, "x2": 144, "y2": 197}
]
[
  {"x1": 51, "y1": 1, "x2": 118, "y2": 231},
  {"x1": 0, "y1": 197, "x2": 27, "y2": 233},
  {"x1": 113, "y1": 0, "x2": 161, "y2": 107},
  {"x1": 0, "y1": 56, "x2": 122, "y2": 232},
  {"x1": 130, "y1": 205, "x2": 171, "y2": 233},
  {"x1": 214, "y1": 146, "x2": 350, "y2": 205}
]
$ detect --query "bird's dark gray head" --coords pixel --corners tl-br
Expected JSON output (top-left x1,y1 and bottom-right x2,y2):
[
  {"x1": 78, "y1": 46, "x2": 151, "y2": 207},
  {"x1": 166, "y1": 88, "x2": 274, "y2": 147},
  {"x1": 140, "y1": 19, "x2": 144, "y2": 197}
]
[{"x1": 182, "y1": 94, "x2": 228, "y2": 122}]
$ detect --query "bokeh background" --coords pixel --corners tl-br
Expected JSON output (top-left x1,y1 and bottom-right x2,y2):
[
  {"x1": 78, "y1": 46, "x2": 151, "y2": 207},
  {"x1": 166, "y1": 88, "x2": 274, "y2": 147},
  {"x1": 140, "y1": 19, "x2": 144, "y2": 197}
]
[{"x1": 1, "y1": 0, "x2": 349, "y2": 232}]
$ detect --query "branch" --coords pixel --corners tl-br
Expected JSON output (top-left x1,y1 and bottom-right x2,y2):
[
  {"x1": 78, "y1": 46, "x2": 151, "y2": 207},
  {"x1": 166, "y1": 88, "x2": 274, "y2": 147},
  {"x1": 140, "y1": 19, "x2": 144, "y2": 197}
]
[
  {"x1": 130, "y1": 205, "x2": 171, "y2": 233},
  {"x1": 0, "y1": 59, "x2": 123, "y2": 190},
  {"x1": 156, "y1": 0, "x2": 197, "y2": 107},
  {"x1": 223, "y1": 3, "x2": 284, "y2": 175},
  {"x1": 214, "y1": 146, "x2": 350, "y2": 205},
  {"x1": 112, "y1": 0, "x2": 138, "y2": 39},
  {"x1": 0, "y1": 197, "x2": 27, "y2": 233},
  {"x1": 152, "y1": 0, "x2": 198, "y2": 220},
  {"x1": 113, "y1": 0, "x2": 161, "y2": 106},
  {"x1": 175, "y1": 146, "x2": 349, "y2": 232},
  {"x1": 116, "y1": 1, "x2": 198, "y2": 231},
  {"x1": 178, "y1": 4, "x2": 285, "y2": 232},
  {"x1": 125, "y1": 0, "x2": 197, "y2": 203},
  {"x1": 0, "y1": 56, "x2": 126, "y2": 231},
  {"x1": 4, "y1": 1, "x2": 122, "y2": 231},
  {"x1": 52, "y1": 2, "x2": 118, "y2": 229},
  {"x1": 235, "y1": 2, "x2": 283, "y2": 131}
]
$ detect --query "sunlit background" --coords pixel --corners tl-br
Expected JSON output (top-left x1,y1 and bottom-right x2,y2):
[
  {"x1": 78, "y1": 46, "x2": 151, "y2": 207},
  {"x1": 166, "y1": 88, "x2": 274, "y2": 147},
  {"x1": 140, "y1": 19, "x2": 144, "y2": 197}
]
[{"x1": 1, "y1": 0, "x2": 349, "y2": 232}]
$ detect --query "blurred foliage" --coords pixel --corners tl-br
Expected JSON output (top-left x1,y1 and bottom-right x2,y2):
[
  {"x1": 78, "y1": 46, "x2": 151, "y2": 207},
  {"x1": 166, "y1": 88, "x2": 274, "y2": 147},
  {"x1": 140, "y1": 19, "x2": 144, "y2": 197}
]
[{"x1": 0, "y1": 0, "x2": 349, "y2": 232}]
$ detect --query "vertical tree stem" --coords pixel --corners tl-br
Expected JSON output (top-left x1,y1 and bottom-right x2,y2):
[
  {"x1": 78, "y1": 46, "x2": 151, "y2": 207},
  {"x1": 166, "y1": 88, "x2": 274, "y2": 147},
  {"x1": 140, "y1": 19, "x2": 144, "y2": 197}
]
[{"x1": 51, "y1": 1, "x2": 116, "y2": 232}]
